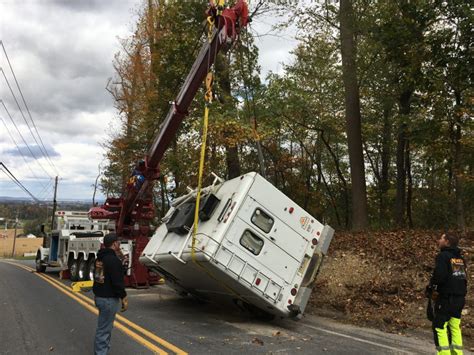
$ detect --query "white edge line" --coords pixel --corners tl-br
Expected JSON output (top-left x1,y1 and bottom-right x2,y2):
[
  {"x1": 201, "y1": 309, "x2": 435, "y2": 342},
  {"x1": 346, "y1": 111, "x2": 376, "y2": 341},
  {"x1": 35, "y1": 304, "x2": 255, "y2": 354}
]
[{"x1": 302, "y1": 324, "x2": 414, "y2": 354}]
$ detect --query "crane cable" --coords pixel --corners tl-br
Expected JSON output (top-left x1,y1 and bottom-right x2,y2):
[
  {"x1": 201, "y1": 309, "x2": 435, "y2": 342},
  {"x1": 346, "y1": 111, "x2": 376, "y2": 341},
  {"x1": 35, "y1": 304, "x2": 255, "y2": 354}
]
[{"x1": 190, "y1": 7, "x2": 248, "y2": 303}]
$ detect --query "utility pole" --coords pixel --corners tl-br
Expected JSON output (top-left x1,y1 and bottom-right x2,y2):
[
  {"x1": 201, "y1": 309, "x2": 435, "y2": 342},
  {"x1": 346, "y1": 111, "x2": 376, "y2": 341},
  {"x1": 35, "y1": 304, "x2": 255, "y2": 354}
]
[
  {"x1": 51, "y1": 176, "x2": 58, "y2": 231},
  {"x1": 11, "y1": 210, "x2": 18, "y2": 258},
  {"x1": 43, "y1": 176, "x2": 58, "y2": 248},
  {"x1": 92, "y1": 165, "x2": 101, "y2": 206}
]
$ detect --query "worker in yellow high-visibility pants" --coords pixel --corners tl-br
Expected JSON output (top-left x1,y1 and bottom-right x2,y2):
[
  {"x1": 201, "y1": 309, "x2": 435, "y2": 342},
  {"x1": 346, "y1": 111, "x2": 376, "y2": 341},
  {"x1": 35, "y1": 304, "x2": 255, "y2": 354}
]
[{"x1": 426, "y1": 233, "x2": 467, "y2": 355}]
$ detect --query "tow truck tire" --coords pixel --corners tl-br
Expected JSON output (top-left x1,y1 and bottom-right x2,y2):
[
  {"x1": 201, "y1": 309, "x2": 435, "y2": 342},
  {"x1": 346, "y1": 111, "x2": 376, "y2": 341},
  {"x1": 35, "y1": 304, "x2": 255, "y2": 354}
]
[
  {"x1": 78, "y1": 256, "x2": 87, "y2": 281},
  {"x1": 87, "y1": 257, "x2": 95, "y2": 281},
  {"x1": 69, "y1": 257, "x2": 79, "y2": 281},
  {"x1": 35, "y1": 252, "x2": 46, "y2": 273}
]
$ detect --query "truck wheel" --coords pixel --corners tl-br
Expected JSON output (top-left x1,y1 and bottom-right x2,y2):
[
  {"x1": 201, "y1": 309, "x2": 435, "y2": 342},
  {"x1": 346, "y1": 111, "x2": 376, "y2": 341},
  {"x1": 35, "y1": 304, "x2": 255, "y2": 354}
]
[
  {"x1": 35, "y1": 252, "x2": 46, "y2": 273},
  {"x1": 86, "y1": 257, "x2": 95, "y2": 281},
  {"x1": 69, "y1": 258, "x2": 79, "y2": 281},
  {"x1": 78, "y1": 257, "x2": 87, "y2": 281}
]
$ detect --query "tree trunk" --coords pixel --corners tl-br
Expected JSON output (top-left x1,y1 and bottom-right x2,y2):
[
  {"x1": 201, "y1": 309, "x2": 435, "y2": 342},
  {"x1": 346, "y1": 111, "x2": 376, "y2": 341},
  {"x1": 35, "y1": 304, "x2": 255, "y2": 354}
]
[
  {"x1": 454, "y1": 91, "x2": 465, "y2": 231},
  {"x1": 380, "y1": 103, "x2": 392, "y2": 225},
  {"x1": 316, "y1": 160, "x2": 342, "y2": 227},
  {"x1": 320, "y1": 131, "x2": 350, "y2": 229},
  {"x1": 339, "y1": 0, "x2": 368, "y2": 231},
  {"x1": 405, "y1": 139, "x2": 413, "y2": 228},
  {"x1": 395, "y1": 90, "x2": 412, "y2": 227},
  {"x1": 171, "y1": 140, "x2": 181, "y2": 194},
  {"x1": 215, "y1": 53, "x2": 241, "y2": 179},
  {"x1": 159, "y1": 175, "x2": 166, "y2": 218},
  {"x1": 225, "y1": 146, "x2": 241, "y2": 179}
]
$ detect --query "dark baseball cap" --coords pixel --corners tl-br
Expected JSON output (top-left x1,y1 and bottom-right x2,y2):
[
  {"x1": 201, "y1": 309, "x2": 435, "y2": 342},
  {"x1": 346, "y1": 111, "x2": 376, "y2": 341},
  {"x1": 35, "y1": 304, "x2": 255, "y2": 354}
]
[{"x1": 103, "y1": 233, "x2": 118, "y2": 247}]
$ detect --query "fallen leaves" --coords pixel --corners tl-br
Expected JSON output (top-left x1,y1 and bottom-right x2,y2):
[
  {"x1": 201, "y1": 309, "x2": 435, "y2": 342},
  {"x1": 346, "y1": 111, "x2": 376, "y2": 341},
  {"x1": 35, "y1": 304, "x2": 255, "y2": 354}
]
[{"x1": 306, "y1": 229, "x2": 474, "y2": 344}]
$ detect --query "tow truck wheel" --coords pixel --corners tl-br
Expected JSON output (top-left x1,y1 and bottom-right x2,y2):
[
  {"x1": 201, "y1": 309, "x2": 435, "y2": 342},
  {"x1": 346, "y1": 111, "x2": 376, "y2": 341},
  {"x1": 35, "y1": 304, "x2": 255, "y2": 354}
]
[
  {"x1": 35, "y1": 252, "x2": 46, "y2": 273},
  {"x1": 87, "y1": 257, "x2": 95, "y2": 281},
  {"x1": 69, "y1": 257, "x2": 79, "y2": 281},
  {"x1": 78, "y1": 257, "x2": 87, "y2": 281}
]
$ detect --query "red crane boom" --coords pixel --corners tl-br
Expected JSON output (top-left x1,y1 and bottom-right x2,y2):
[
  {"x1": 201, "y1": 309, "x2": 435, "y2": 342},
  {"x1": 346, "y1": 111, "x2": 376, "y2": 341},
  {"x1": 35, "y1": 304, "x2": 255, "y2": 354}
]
[{"x1": 90, "y1": 1, "x2": 249, "y2": 287}]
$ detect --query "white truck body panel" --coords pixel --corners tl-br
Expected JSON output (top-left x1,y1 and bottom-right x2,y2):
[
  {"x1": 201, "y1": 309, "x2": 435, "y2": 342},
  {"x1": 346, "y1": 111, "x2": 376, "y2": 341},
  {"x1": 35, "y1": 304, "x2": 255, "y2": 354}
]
[{"x1": 140, "y1": 172, "x2": 334, "y2": 318}]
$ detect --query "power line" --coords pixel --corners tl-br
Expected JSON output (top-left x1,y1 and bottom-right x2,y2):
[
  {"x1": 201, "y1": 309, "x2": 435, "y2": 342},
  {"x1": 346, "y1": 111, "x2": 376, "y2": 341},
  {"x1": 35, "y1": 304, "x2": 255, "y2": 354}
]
[
  {"x1": 0, "y1": 113, "x2": 48, "y2": 188},
  {"x1": 0, "y1": 99, "x2": 53, "y2": 178},
  {"x1": 0, "y1": 68, "x2": 57, "y2": 176},
  {"x1": 0, "y1": 41, "x2": 59, "y2": 175},
  {"x1": 0, "y1": 167, "x2": 36, "y2": 201},
  {"x1": 36, "y1": 179, "x2": 52, "y2": 200},
  {"x1": 0, "y1": 163, "x2": 40, "y2": 203},
  {"x1": 0, "y1": 162, "x2": 39, "y2": 202},
  {"x1": 36, "y1": 177, "x2": 55, "y2": 201}
]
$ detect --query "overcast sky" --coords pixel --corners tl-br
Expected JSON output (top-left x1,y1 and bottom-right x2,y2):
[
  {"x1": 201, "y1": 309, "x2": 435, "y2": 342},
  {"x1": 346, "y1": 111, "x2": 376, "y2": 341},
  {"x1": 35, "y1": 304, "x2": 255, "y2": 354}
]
[{"x1": 0, "y1": 0, "x2": 297, "y2": 202}]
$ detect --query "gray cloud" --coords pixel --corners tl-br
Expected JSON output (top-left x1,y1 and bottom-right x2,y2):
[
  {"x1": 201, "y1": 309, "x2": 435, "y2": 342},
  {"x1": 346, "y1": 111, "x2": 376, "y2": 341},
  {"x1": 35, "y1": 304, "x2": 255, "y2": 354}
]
[
  {"x1": 0, "y1": 0, "x2": 135, "y2": 135},
  {"x1": 5, "y1": 144, "x2": 59, "y2": 159},
  {"x1": 0, "y1": 1, "x2": 296, "y2": 199},
  {"x1": 49, "y1": 0, "x2": 114, "y2": 12}
]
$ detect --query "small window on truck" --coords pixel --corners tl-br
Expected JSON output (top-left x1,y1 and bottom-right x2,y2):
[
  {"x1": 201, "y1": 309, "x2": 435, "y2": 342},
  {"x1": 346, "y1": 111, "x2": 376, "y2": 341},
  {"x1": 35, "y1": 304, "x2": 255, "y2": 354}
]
[
  {"x1": 251, "y1": 208, "x2": 274, "y2": 233},
  {"x1": 240, "y1": 230, "x2": 264, "y2": 255}
]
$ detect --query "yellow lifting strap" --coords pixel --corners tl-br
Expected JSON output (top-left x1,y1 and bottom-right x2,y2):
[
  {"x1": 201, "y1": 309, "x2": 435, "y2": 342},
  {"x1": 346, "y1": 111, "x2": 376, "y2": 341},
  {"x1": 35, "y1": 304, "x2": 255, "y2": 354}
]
[
  {"x1": 189, "y1": 7, "x2": 246, "y2": 301},
  {"x1": 191, "y1": 14, "x2": 215, "y2": 259},
  {"x1": 191, "y1": 73, "x2": 212, "y2": 260},
  {"x1": 190, "y1": 81, "x2": 244, "y2": 300}
]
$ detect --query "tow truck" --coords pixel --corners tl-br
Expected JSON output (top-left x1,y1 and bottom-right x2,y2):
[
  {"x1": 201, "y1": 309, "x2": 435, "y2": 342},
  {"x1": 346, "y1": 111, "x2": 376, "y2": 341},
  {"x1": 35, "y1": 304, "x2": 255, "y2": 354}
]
[
  {"x1": 35, "y1": 211, "x2": 118, "y2": 281},
  {"x1": 90, "y1": 0, "x2": 334, "y2": 317}
]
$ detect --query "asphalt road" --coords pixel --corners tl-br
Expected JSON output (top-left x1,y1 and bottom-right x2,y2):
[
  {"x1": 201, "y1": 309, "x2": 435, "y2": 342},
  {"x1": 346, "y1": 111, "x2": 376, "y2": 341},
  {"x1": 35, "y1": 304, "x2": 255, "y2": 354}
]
[{"x1": 0, "y1": 259, "x2": 439, "y2": 354}]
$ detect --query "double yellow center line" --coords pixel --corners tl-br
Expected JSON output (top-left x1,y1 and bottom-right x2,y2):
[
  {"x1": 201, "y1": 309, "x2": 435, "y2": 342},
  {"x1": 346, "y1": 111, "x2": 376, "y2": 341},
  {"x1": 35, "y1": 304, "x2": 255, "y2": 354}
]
[{"x1": 2, "y1": 261, "x2": 187, "y2": 355}]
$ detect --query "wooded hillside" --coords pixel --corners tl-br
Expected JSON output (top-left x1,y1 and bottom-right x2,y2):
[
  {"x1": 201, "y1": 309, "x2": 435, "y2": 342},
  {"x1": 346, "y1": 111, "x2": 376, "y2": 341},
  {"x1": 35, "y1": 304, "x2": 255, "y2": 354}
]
[{"x1": 101, "y1": 0, "x2": 472, "y2": 232}]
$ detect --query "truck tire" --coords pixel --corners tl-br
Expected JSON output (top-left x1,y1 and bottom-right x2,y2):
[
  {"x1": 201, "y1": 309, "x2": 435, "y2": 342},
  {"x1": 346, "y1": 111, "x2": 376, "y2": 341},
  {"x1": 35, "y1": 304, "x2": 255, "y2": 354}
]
[
  {"x1": 69, "y1": 257, "x2": 79, "y2": 281},
  {"x1": 87, "y1": 257, "x2": 95, "y2": 281},
  {"x1": 78, "y1": 256, "x2": 87, "y2": 281},
  {"x1": 35, "y1": 252, "x2": 46, "y2": 273}
]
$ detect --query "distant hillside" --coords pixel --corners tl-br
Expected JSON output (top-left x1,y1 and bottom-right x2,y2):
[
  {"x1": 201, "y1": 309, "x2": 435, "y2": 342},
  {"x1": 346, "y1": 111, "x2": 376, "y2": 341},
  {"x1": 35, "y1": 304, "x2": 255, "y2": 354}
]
[
  {"x1": 0, "y1": 200, "x2": 102, "y2": 221},
  {"x1": 0, "y1": 196, "x2": 103, "y2": 204}
]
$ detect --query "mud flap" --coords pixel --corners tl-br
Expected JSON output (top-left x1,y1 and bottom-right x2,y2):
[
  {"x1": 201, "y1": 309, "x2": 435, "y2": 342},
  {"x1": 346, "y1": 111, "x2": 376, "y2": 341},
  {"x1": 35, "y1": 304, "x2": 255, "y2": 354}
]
[
  {"x1": 290, "y1": 225, "x2": 334, "y2": 318},
  {"x1": 318, "y1": 225, "x2": 334, "y2": 255},
  {"x1": 289, "y1": 287, "x2": 312, "y2": 318}
]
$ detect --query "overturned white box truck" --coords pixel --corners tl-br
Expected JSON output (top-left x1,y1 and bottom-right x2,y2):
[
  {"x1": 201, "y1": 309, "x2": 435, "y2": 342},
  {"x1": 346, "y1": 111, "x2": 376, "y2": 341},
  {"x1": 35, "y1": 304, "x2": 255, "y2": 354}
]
[{"x1": 140, "y1": 172, "x2": 334, "y2": 318}]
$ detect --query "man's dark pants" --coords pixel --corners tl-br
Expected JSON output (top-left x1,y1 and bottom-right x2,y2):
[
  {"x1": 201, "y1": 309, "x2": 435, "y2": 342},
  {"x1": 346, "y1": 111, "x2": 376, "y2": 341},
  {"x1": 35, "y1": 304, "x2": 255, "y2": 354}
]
[{"x1": 94, "y1": 297, "x2": 120, "y2": 355}]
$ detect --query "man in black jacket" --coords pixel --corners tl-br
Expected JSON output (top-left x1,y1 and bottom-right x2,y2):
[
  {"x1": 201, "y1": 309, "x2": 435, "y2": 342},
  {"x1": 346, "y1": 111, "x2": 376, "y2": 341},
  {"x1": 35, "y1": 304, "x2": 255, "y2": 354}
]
[
  {"x1": 93, "y1": 233, "x2": 128, "y2": 355},
  {"x1": 427, "y1": 233, "x2": 467, "y2": 355}
]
